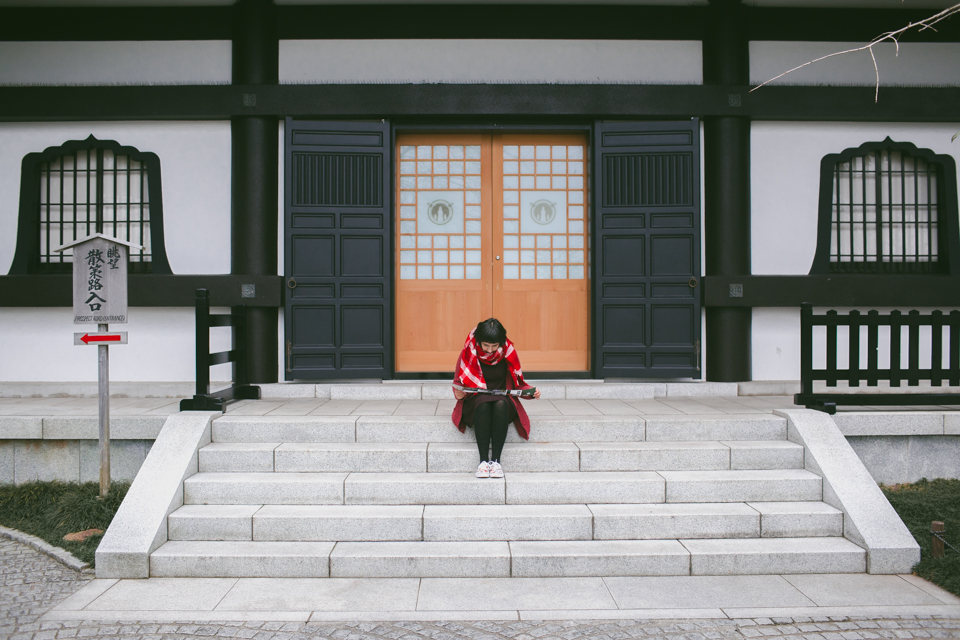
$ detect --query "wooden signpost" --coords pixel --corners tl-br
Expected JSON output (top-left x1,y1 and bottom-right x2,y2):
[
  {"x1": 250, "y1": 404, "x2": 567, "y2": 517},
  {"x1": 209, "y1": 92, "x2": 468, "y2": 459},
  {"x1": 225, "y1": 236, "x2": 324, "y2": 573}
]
[{"x1": 55, "y1": 234, "x2": 142, "y2": 498}]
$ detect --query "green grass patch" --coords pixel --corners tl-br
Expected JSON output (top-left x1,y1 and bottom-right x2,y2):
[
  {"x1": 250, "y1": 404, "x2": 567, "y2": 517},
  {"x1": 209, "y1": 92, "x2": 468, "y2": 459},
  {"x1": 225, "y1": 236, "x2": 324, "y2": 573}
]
[
  {"x1": 0, "y1": 481, "x2": 129, "y2": 567},
  {"x1": 882, "y1": 478, "x2": 960, "y2": 597}
]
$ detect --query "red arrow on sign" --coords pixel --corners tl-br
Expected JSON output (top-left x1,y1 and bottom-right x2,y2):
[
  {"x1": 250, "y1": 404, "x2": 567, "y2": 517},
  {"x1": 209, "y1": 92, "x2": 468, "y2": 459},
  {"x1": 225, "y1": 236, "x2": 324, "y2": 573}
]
[{"x1": 80, "y1": 333, "x2": 122, "y2": 344}]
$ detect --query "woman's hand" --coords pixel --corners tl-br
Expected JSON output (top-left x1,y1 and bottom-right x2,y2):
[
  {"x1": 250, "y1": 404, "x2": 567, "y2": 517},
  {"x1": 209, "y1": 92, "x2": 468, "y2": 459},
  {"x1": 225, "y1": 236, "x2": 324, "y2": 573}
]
[
  {"x1": 533, "y1": 388, "x2": 541, "y2": 399},
  {"x1": 453, "y1": 387, "x2": 466, "y2": 400}
]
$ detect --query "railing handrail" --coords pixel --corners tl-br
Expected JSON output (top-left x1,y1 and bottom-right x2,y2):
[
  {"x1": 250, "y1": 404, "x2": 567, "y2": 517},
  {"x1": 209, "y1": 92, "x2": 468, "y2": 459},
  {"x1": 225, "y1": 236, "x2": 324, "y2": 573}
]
[
  {"x1": 797, "y1": 302, "x2": 960, "y2": 413},
  {"x1": 181, "y1": 288, "x2": 259, "y2": 411}
]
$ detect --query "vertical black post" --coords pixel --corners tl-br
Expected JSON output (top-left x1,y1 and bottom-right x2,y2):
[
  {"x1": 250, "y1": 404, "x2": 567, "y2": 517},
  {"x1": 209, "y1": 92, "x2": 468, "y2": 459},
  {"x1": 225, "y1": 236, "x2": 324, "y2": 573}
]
[
  {"x1": 826, "y1": 310, "x2": 838, "y2": 387},
  {"x1": 867, "y1": 310, "x2": 879, "y2": 387},
  {"x1": 800, "y1": 303, "x2": 813, "y2": 396},
  {"x1": 196, "y1": 289, "x2": 210, "y2": 396},
  {"x1": 849, "y1": 310, "x2": 861, "y2": 387},
  {"x1": 703, "y1": 0, "x2": 752, "y2": 382},
  {"x1": 932, "y1": 310, "x2": 943, "y2": 386},
  {"x1": 908, "y1": 309, "x2": 921, "y2": 386},
  {"x1": 891, "y1": 310, "x2": 902, "y2": 387},
  {"x1": 232, "y1": 0, "x2": 279, "y2": 383},
  {"x1": 233, "y1": 305, "x2": 248, "y2": 386},
  {"x1": 950, "y1": 310, "x2": 960, "y2": 386}
]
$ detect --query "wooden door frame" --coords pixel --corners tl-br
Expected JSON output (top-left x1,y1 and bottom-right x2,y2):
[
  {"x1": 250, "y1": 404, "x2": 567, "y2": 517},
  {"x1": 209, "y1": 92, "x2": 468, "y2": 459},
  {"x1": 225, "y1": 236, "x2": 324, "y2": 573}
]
[{"x1": 390, "y1": 123, "x2": 595, "y2": 379}]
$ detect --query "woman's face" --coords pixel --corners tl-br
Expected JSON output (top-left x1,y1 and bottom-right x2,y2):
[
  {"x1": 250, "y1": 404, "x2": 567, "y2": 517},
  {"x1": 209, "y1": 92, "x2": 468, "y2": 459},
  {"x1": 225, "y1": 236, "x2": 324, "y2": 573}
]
[{"x1": 480, "y1": 341, "x2": 500, "y2": 354}]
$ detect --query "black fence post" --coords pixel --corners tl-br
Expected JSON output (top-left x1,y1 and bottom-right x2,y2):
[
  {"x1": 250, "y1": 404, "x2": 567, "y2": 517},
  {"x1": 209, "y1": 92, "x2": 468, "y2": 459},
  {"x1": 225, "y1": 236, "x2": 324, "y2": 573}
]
[
  {"x1": 950, "y1": 310, "x2": 960, "y2": 386},
  {"x1": 890, "y1": 310, "x2": 902, "y2": 387},
  {"x1": 849, "y1": 309, "x2": 861, "y2": 388},
  {"x1": 908, "y1": 309, "x2": 921, "y2": 387},
  {"x1": 932, "y1": 310, "x2": 944, "y2": 387},
  {"x1": 196, "y1": 289, "x2": 210, "y2": 397},
  {"x1": 796, "y1": 305, "x2": 960, "y2": 412},
  {"x1": 800, "y1": 303, "x2": 813, "y2": 396},
  {"x1": 233, "y1": 305, "x2": 248, "y2": 386}
]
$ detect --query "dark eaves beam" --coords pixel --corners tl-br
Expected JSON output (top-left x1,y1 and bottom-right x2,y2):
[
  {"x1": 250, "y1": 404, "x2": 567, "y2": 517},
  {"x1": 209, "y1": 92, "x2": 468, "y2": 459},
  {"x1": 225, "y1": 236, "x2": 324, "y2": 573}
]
[
  {"x1": 2, "y1": 6, "x2": 957, "y2": 42},
  {"x1": 0, "y1": 84, "x2": 958, "y2": 122}
]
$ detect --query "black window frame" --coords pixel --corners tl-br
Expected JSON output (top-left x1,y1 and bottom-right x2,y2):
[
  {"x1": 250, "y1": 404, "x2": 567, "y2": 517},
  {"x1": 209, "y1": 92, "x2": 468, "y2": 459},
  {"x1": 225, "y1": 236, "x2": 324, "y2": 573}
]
[
  {"x1": 9, "y1": 135, "x2": 172, "y2": 275},
  {"x1": 810, "y1": 137, "x2": 960, "y2": 276}
]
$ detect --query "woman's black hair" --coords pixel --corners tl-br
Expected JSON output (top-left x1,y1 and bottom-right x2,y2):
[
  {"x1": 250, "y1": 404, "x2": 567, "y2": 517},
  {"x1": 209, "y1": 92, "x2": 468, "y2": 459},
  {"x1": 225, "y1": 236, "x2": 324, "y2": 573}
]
[{"x1": 475, "y1": 318, "x2": 507, "y2": 346}]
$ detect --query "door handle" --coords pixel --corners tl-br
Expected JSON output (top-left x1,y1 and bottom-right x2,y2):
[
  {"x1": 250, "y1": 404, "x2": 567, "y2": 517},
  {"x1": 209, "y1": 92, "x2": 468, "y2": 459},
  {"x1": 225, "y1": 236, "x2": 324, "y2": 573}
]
[
  {"x1": 287, "y1": 278, "x2": 297, "y2": 289},
  {"x1": 689, "y1": 278, "x2": 698, "y2": 288}
]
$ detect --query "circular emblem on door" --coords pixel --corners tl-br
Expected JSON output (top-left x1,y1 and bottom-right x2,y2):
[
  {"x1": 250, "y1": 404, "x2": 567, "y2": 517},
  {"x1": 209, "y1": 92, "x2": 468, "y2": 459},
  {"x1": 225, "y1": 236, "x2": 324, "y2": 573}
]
[
  {"x1": 427, "y1": 200, "x2": 454, "y2": 225},
  {"x1": 530, "y1": 199, "x2": 557, "y2": 225}
]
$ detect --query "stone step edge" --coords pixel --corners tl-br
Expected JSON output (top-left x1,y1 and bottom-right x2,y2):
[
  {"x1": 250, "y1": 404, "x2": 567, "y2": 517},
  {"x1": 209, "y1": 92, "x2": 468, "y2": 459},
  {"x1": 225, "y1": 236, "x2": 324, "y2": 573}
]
[
  {"x1": 257, "y1": 381, "x2": 739, "y2": 400},
  {"x1": 166, "y1": 502, "x2": 842, "y2": 542},
  {"x1": 198, "y1": 440, "x2": 804, "y2": 473},
  {"x1": 148, "y1": 537, "x2": 866, "y2": 578}
]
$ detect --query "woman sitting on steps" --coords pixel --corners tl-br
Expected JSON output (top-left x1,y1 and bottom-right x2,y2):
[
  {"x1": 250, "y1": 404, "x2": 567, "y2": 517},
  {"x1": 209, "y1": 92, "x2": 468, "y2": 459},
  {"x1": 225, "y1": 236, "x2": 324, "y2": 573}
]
[{"x1": 451, "y1": 318, "x2": 541, "y2": 478}]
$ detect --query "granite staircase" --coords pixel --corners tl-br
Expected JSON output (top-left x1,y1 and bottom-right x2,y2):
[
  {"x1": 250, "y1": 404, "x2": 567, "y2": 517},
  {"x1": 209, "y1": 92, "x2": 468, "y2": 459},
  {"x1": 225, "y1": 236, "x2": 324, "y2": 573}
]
[{"x1": 148, "y1": 386, "x2": 867, "y2": 577}]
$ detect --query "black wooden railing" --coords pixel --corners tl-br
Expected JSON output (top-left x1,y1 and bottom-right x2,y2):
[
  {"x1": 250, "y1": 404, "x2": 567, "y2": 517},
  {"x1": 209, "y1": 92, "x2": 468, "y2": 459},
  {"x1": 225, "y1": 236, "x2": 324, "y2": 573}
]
[
  {"x1": 180, "y1": 288, "x2": 261, "y2": 411},
  {"x1": 796, "y1": 302, "x2": 960, "y2": 414}
]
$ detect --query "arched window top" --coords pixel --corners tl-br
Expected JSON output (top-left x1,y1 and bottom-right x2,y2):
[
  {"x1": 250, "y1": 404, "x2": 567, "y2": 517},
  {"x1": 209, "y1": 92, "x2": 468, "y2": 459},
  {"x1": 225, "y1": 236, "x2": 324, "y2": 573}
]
[
  {"x1": 810, "y1": 137, "x2": 960, "y2": 276},
  {"x1": 10, "y1": 135, "x2": 171, "y2": 275}
]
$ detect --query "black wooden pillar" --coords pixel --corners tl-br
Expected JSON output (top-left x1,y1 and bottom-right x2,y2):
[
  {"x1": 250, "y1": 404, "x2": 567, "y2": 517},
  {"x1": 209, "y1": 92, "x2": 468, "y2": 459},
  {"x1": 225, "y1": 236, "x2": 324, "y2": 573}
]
[
  {"x1": 703, "y1": 0, "x2": 752, "y2": 382},
  {"x1": 232, "y1": 0, "x2": 279, "y2": 383}
]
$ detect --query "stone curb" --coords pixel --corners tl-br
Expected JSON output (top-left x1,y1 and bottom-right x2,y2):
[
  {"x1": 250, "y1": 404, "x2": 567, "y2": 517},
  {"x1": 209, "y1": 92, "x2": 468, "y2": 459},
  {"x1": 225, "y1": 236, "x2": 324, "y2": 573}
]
[{"x1": 0, "y1": 523, "x2": 92, "y2": 574}]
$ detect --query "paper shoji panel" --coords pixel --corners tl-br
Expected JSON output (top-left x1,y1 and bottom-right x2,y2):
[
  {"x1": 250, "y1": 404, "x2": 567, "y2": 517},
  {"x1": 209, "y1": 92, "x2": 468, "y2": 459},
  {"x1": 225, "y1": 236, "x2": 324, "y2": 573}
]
[
  {"x1": 398, "y1": 144, "x2": 483, "y2": 279},
  {"x1": 501, "y1": 144, "x2": 587, "y2": 279}
]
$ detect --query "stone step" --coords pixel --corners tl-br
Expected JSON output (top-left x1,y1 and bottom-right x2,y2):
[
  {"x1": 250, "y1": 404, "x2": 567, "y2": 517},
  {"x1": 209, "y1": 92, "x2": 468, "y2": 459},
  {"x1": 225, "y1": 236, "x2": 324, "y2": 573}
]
[
  {"x1": 255, "y1": 505, "x2": 425, "y2": 542},
  {"x1": 197, "y1": 440, "x2": 804, "y2": 474},
  {"x1": 212, "y1": 416, "x2": 357, "y2": 443},
  {"x1": 275, "y1": 443, "x2": 428, "y2": 473},
  {"x1": 660, "y1": 469, "x2": 822, "y2": 503},
  {"x1": 183, "y1": 472, "x2": 348, "y2": 505},
  {"x1": 167, "y1": 501, "x2": 842, "y2": 542},
  {"x1": 427, "y1": 442, "x2": 579, "y2": 472},
  {"x1": 149, "y1": 536, "x2": 863, "y2": 578},
  {"x1": 577, "y1": 441, "x2": 803, "y2": 471},
  {"x1": 422, "y1": 505, "x2": 593, "y2": 541},
  {"x1": 682, "y1": 537, "x2": 866, "y2": 575},
  {"x1": 182, "y1": 470, "x2": 821, "y2": 506},
  {"x1": 199, "y1": 443, "x2": 279, "y2": 473},
  {"x1": 355, "y1": 415, "x2": 645, "y2": 444},
  {"x1": 311, "y1": 381, "x2": 740, "y2": 401},
  {"x1": 590, "y1": 502, "x2": 842, "y2": 539},
  {"x1": 150, "y1": 541, "x2": 334, "y2": 577},
  {"x1": 210, "y1": 415, "x2": 787, "y2": 445},
  {"x1": 644, "y1": 415, "x2": 786, "y2": 442}
]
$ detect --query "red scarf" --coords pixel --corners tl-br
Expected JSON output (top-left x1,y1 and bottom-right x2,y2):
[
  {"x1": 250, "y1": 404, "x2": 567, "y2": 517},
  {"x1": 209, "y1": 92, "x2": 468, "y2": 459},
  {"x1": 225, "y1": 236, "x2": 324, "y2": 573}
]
[
  {"x1": 452, "y1": 329, "x2": 531, "y2": 439},
  {"x1": 454, "y1": 329, "x2": 525, "y2": 390}
]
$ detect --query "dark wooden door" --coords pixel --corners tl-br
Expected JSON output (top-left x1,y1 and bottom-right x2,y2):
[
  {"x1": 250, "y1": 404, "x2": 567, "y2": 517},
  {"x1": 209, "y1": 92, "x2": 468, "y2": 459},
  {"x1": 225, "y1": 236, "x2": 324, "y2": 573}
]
[
  {"x1": 284, "y1": 119, "x2": 392, "y2": 379},
  {"x1": 593, "y1": 120, "x2": 702, "y2": 378}
]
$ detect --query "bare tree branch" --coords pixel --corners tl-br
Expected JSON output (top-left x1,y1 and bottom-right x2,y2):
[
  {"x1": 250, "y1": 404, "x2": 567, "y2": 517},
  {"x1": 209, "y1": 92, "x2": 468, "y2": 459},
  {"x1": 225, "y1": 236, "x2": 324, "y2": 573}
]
[{"x1": 750, "y1": 3, "x2": 960, "y2": 102}]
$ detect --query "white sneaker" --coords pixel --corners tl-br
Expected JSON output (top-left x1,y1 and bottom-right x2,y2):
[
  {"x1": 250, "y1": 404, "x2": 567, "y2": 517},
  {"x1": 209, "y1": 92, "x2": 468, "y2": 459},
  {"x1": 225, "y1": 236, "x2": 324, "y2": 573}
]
[
  {"x1": 488, "y1": 461, "x2": 504, "y2": 478},
  {"x1": 475, "y1": 461, "x2": 491, "y2": 478}
]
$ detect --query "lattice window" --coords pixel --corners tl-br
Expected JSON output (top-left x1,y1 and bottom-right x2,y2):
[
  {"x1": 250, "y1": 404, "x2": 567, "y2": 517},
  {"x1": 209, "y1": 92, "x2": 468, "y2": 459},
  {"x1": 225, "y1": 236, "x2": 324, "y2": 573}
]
[
  {"x1": 398, "y1": 143, "x2": 483, "y2": 280},
  {"x1": 501, "y1": 143, "x2": 588, "y2": 280},
  {"x1": 10, "y1": 136, "x2": 171, "y2": 275},
  {"x1": 812, "y1": 138, "x2": 958, "y2": 276}
]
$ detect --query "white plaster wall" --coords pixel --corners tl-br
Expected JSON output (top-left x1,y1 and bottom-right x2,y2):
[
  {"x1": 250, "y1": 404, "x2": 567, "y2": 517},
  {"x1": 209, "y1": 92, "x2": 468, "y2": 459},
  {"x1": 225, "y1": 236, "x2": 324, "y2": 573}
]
[
  {"x1": 752, "y1": 308, "x2": 801, "y2": 380},
  {"x1": 751, "y1": 122, "x2": 960, "y2": 276},
  {"x1": 0, "y1": 41, "x2": 231, "y2": 86},
  {"x1": 280, "y1": 40, "x2": 702, "y2": 84},
  {"x1": 752, "y1": 306, "x2": 960, "y2": 381},
  {"x1": 0, "y1": 121, "x2": 232, "y2": 275},
  {"x1": 750, "y1": 41, "x2": 960, "y2": 87},
  {"x1": 0, "y1": 307, "x2": 233, "y2": 383}
]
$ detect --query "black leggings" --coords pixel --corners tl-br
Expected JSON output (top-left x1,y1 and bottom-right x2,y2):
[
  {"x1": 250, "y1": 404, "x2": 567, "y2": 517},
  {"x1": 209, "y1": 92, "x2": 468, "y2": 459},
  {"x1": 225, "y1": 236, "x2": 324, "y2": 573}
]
[{"x1": 474, "y1": 400, "x2": 510, "y2": 463}]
